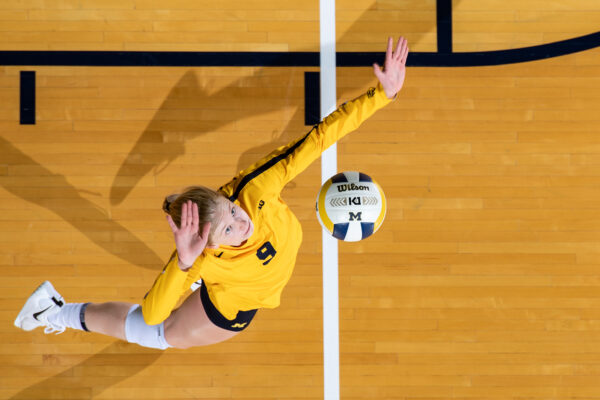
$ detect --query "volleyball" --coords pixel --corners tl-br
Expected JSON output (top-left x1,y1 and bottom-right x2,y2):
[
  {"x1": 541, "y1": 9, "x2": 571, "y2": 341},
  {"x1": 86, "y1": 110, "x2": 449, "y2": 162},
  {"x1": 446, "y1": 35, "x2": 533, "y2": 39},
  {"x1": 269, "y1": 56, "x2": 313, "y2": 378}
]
[{"x1": 316, "y1": 171, "x2": 386, "y2": 242}]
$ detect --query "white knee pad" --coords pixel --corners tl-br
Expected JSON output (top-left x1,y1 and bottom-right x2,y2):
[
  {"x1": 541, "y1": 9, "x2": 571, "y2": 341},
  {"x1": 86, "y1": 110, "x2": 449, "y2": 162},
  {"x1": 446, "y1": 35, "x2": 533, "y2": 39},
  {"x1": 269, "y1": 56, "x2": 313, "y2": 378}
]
[{"x1": 124, "y1": 305, "x2": 171, "y2": 350}]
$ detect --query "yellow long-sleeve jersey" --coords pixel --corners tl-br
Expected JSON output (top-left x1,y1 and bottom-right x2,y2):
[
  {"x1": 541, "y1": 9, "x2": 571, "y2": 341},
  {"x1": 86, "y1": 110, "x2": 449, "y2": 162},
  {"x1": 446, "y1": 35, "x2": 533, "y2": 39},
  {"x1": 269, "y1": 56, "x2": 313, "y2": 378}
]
[{"x1": 142, "y1": 83, "x2": 393, "y2": 323}]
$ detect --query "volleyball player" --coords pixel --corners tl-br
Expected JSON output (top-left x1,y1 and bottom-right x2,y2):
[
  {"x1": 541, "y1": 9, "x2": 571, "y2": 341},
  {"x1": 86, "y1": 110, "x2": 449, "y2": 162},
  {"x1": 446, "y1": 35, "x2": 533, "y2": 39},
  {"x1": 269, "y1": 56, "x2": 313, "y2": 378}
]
[{"x1": 15, "y1": 36, "x2": 409, "y2": 349}]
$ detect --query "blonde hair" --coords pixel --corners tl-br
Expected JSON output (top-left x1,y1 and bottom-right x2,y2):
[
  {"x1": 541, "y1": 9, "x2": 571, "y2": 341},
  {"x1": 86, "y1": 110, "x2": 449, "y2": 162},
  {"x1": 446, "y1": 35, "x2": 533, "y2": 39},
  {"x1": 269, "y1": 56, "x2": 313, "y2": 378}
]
[{"x1": 162, "y1": 186, "x2": 225, "y2": 244}]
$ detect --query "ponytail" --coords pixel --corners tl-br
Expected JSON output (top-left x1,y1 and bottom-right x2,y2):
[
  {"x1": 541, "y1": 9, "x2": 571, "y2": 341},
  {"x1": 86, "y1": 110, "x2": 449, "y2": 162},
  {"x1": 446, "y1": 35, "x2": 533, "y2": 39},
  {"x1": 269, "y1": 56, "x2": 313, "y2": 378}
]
[
  {"x1": 162, "y1": 186, "x2": 224, "y2": 244},
  {"x1": 162, "y1": 193, "x2": 180, "y2": 213}
]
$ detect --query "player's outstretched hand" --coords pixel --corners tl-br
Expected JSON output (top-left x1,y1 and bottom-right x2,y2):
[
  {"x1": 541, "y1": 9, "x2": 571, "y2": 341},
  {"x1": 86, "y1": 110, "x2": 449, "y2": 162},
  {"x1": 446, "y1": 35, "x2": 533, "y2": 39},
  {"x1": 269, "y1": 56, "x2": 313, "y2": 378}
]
[
  {"x1": 373, "y1": 36, "x2": 409, "y2": 99},
  {"x1": 166, "y1": 200, "x2": 211, "y2": 270}
]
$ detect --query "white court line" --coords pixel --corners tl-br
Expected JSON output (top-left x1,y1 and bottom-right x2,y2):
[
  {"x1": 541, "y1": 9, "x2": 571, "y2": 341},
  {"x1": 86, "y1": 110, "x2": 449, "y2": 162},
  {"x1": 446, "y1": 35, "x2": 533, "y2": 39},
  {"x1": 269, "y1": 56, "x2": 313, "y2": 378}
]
[{"x1": 320, "y1": 0, "x2": 339, "y2": 399}]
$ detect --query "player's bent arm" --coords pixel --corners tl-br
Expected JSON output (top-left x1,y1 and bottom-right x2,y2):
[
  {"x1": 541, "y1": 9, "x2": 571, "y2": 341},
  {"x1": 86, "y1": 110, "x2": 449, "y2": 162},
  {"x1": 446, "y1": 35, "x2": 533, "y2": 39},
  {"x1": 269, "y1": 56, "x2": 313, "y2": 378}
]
[{"x1": 142, "y1": 250, "x2": 189, "y2": 325}]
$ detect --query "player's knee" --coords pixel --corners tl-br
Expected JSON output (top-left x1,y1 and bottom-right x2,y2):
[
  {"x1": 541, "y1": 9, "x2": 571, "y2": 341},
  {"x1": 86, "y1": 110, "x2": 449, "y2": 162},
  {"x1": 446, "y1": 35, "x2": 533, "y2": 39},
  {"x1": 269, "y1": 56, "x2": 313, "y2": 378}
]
[{"x1": 124, "y1": 305, "x2": 171, "y2": 350}]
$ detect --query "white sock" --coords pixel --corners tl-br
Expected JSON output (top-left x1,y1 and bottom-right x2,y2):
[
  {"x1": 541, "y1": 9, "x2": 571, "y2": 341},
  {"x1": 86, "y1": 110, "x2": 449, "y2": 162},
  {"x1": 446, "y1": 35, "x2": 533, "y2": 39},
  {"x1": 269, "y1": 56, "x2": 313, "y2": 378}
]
[{"x1": 48, "y1": 303, "x2": 89, "y2": 331}]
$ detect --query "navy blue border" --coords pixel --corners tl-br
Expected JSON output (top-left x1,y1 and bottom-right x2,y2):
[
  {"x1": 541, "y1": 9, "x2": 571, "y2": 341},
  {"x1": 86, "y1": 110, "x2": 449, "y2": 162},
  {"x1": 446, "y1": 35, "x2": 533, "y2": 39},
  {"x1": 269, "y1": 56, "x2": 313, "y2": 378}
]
[
  {"x1": 1, "y1": 31, "x2": 598, "y2": 67},
  {"x1": 304, "y1": 72, "x2": 320, "y2": 125},
  {"x1": 19, "y1": 71, "x2": 35, "y2": 125},
  {"x1": 437, "y1": 0, "x2": 452, "y2": 53}
]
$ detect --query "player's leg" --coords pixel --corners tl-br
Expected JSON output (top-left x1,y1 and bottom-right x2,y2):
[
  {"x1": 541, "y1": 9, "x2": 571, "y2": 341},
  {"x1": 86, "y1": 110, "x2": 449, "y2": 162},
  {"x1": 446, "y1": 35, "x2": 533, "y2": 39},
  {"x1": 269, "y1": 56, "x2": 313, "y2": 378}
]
[
  {"x1": 15, "y1": 281, "x2": 133, "y2": 339},
  {"x1": 15, "y1": 281, "x2": 168, "y2": 349},
  {"x1": 84, "y1": 302, "x2": 133, "y2": 340},
  {"x1": 164, "y1": 284, "x2": 256, "y2": 349},
  {"x1": 15, "y1": 280, "x2": 254, "y2": 350},
  {"x1": 163, "y1": 287, "x2": 238, "y2": 348}
]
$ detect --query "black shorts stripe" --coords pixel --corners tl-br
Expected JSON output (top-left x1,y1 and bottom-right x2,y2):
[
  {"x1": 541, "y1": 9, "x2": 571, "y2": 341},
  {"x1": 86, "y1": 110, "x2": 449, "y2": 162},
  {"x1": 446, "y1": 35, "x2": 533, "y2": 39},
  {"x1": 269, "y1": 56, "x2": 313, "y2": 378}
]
[
  {"x1": 200, "y1": 283, "x2": 257, "y2": 332},
  {"x1": 228, "y1": 128, "x2": 315, "y2": 202}
]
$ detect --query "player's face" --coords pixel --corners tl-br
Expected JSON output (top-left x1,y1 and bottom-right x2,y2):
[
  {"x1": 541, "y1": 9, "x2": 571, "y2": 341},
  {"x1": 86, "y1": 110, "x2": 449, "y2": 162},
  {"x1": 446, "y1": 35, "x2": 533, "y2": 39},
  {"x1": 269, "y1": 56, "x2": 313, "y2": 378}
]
[{"x1": 209, "y1": 197, "x2": 254, "y2": 247}]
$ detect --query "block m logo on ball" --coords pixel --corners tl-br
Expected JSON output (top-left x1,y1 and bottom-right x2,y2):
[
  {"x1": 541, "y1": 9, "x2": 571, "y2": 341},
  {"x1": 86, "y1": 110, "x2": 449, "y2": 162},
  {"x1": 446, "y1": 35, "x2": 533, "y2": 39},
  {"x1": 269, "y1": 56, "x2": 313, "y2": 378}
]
[{"x1": 349, "y1": 212, "x2": 362, "y2": 221}]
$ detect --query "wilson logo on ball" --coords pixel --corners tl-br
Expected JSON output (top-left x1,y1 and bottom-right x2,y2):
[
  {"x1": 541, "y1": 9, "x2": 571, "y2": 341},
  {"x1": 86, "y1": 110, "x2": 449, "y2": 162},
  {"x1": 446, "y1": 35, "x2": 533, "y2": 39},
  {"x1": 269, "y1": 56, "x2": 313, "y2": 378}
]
[
  {"x1": 316, "y1": 171, "x2": 386, "y2": 242},
  {"x1": 337, "y1": 183, "x2": 370, "y2": 192}
]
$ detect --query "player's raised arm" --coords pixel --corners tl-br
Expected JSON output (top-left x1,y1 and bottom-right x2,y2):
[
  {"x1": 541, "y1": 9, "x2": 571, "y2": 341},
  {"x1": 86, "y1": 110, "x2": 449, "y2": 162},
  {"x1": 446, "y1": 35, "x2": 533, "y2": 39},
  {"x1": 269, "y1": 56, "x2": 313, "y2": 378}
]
[
  {"x1": 221, "y1": 36, "x2": 409, "y2": 198},
  {"x1": 373, "y1": 36, "x2": 409, "y2": 99}
]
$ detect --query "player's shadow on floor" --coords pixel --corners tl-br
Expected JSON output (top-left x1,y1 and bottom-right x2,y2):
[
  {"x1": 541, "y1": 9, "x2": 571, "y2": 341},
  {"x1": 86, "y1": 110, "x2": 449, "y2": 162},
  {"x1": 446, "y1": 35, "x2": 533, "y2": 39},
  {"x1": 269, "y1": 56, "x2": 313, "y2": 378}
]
[
  {"x1": 0, "y1": 137, "x2": 164, "y2": 271},
  {"x1": 7, "y1": 342, "x2": 162, "y2": 400},
  {"x1": 109, "y1": 68, "x2": 304, "y2": 207},
  {"x1": 0, "y1": 69, "x2": 302, "y2": 272}
]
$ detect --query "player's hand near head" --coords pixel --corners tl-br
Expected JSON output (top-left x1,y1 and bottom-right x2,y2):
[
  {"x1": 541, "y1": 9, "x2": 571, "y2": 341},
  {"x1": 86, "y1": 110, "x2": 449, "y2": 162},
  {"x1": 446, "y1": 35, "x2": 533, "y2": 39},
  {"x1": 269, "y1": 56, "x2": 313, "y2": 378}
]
[
  {"x1": 373, "y1": 36, "x2": 409, "y2": 99},
  {"x1": 166, "y1": 200, "x2": 211, "y2": 271}
]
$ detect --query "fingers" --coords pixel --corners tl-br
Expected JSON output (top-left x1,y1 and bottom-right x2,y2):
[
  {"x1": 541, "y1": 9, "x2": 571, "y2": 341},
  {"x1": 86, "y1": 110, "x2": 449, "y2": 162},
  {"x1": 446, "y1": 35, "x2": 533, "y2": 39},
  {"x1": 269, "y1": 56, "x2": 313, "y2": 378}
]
[
  {"x1": 386, "y1": 36, "x2": 393, "y2": 64},
  {"x1": 200, "y1": 222, "x2": 211, "y2": 240},
  {"x1": 176, "y1": 200, "x2": 200, "y2": 232},
  {"x1": 401, "y1": 38, "x2": 409, "y2": 63},
  {"x1": 166, "y1": 214, "x2": 178, "y2": 233},
  {"x1": 180, "y1": 200, "x2": 189, "y2": 228},
  {"x1": 176, "y1": 200, "x2": 206, "y2": 233},
  {"x1": 394, "y1": 37, "x2": 403, "y2": 60},
  {"x1": 382, "y1": 37, "x2": 410, "y2": 70},
  {"x1": 373, "y1": 62, "x2": 384, "y2": 80},
  {"x1": 191, "y1": 201, "x2": 199, "y2": 231},
  {"x1": 391, "y1": 36, "x2": 409, "y2": 64}
]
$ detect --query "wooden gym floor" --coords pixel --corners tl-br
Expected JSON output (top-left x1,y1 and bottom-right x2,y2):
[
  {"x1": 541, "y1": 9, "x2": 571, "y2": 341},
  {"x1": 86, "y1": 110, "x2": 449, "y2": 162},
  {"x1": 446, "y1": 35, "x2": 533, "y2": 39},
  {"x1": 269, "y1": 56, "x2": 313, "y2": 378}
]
[{"x1": 1, "y1": 1, "x2": 600, "y2": 399}]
